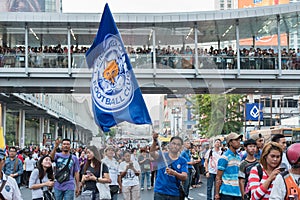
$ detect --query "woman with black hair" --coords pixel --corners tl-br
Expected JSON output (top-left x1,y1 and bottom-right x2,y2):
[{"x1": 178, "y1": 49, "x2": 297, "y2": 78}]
[
  {"x1": 29, "y1": 155, "x2": 54, "y2": 200},
  {"x1": 81, "y1": 145, "x2": 111, "y2": 200}
]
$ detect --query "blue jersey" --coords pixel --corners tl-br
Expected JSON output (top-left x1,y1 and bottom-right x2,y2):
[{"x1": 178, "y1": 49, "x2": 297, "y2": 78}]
[
  {"x1": 154, "y1": 152, "x2": 188, "y2": 196},
  {"x1": 180, "y1": 149, "x2": 193, "y2": 169}
]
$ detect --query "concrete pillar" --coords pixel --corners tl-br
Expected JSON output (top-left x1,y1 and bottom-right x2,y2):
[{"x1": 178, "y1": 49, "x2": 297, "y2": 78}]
[
  {"x1": 19, "y1": 109, "x2": 25, "y2": 148},
  {"x1": 45, "y1": 119, "x2": 50, "y2": 133},
  {"x1": 39, "y1": 117, "x2": 44, "y2": 146},
  {"x1": 62, "y1": 125, "x2": 66, "y2": 139},
  {"x1": 236, "y1": 19, "x2": 241, "y2": 75},
  {"x1": 194, "y1": 25, "x2": 199, "y2": 73},
  {"x1": 152, "y1": 29, "x2": 156, "y2": 77},
  {"x1": 152, "y1": 29, "x2": 156, "y2": 70},
  {"x1": 277, "y1": 14, "x2": 282, "y2": 75},
  {"x1": 54, "y1": 122, "x2": 58, "y2": 139},
  {"x1": 25, "y1": 23, "x2": 28, "y2": 74},
  {"x1": 2, "y1": 104, "x2": 6, "y2": 139},
  {"x1": 67, "y1": 26, "x2": 71, "y2": 74}
]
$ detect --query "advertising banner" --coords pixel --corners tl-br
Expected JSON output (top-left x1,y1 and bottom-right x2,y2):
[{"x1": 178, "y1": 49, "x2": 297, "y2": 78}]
[{"x1": 238, "y1": 0, "x2": 289, "y2": 8}]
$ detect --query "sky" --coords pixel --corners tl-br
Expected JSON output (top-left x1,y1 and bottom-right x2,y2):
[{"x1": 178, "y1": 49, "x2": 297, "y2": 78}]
[{"x1": 62, "y1": 0, "x2": 214, "y2": 13}]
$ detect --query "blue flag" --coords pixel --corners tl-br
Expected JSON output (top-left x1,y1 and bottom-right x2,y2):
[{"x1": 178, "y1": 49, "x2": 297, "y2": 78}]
[{"x1": 86, "y1": 4, "x2": 152, "y2": 132}]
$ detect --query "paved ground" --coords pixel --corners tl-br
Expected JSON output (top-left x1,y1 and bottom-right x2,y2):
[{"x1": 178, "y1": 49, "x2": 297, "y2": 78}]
[{"x1": 21, "y1": 175, "x2": 208, "y2": 199}]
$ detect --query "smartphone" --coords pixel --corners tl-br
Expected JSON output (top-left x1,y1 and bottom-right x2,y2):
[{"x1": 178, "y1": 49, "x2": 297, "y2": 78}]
[
  {"x1": 279, "y1": 167, "x2": 286, "y2": 172},
  {"x1": 86, "y1": 170, "x2": 92, "y2": 175}
]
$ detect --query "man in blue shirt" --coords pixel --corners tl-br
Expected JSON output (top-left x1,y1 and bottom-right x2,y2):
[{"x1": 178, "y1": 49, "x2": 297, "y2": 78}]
[
  {"x1": 180, "y1": 139, "x2": 195, "y2": 200},
  {"x1": 215, "y1": 132, "x2": 242, "y2": 200},
  {"x1": 3, "y1": 146, "x2": 23, "y2": 188},
  {"x1": 150, "y1": 133, "x2": 188, "y2": 200}
]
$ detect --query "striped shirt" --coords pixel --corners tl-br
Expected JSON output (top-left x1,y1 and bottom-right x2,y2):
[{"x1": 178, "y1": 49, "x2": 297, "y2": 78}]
[
  {"x1": 217, "y1": 148, "x2": 241, "y2": 197},
  {"x1": 248, "y1": 165, "x2": 273, "y2": 200}
]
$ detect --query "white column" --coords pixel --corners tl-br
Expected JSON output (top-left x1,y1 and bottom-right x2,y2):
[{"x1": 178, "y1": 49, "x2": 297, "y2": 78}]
[
  {"x1": 67, "y1": 26, "x2": 71, "y2": 74},
  {"x1": 194, "y1": 25, "x2": 199, "y2": 75},
  {"x1": 152, "y1": 29, "x2": 156, "y2": 76},
  {"x1": 62, "y1": 125, "x2": 65, "y2": 139},
  {"x1": 39, "y1": 117, "x2": 44, "y2": 146},
  {"x1": 19, "y1": 110, "x2": 25, "y2": 148},
  {"x1": 54, "y1": 122, "x2": 58, "y2": 139},
  {"x1": 25, "y1": 23, "x2": 29, "y2": 74},
  {"x1": 46, "y1": 119, "x2": 50, "y2": 133},
  {"x1": 277, "y1": 14, "x2": 282, "y2": 76},
  {"x1": 2, "y1": 104, "x2": 6, "y2": 138},
  {"x1": 236, "y1": 19, "x2": 241, "y2": 75}
]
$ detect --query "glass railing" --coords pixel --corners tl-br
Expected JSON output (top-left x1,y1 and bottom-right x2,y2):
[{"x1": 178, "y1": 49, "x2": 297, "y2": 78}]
[{"x1": 1, "y1": 53, "x2": 299, "y2": 70}]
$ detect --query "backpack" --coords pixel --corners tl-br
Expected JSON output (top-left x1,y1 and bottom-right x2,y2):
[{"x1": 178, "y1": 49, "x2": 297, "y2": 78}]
[
  {"x1": 208, "y1": 148, "x2": 224, "y2": 159},
  {"x1": 244, "y1": 162, "x2": 263, "y2": 200},
  {"x1": 280, "y1": 171, "x2": 300, "y2": 200}
]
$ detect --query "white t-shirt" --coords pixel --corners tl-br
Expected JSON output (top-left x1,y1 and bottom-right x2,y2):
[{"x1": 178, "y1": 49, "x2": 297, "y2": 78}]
[
  {"x1": 118, "y1": 161, "x2": 140, "y2": 187},
  {"x1": 102, "y1": 156, "x2": 120, "y2": 186},
  {"x1": 29, "y1": 168, "x2": 51, "y2": 199},
  {"x1": 0, "y1": 172, "x2": 23, "y2": 200},
  {"x1": 269, "y1": 172, "x2": 300, "y2": 200},
  {"x1": 24, "y1": 157, "x2": 36, "y2": 171},
  {"x1": 204, "y1": 148, "x2": 222, "y2": 174}
]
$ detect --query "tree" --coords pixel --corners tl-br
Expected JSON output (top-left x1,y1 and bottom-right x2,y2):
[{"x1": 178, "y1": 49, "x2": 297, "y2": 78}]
[{"x1": 190, "y1": 94, "x2": 244, "y2": 138}]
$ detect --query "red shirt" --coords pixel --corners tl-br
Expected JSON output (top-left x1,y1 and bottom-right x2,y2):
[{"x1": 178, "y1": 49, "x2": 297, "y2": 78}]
[{"x1": 248, "y1": 165, "x2": 274, "y2": 200}]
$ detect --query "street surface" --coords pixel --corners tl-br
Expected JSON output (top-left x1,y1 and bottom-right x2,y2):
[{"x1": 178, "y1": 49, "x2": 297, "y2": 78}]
[{"x1": 21, "y1": 175, "x2": 207, "y2": 199}]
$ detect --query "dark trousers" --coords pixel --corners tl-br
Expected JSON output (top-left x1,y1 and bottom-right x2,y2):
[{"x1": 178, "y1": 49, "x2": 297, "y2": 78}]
[
  {"x1": 183, "y1": 168, "x2": 192, "y2": 197},
  {"x1": 220, "y1": 194, "x2": 242, "y2": 200},
  {"x1": 207, "y1": 173, "x2": 216, "y2": 200},
  {"x1": 154, "y1": 192, "x2": 180, "y2": 200},
  {"x1": 151, "y1": 170, "x2": 157, "y2": 187}
]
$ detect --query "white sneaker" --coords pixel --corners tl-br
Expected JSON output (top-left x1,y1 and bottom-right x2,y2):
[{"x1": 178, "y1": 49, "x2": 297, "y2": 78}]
[{"x1": 188, "y1": 196, "x2": 194, "y2": 200}]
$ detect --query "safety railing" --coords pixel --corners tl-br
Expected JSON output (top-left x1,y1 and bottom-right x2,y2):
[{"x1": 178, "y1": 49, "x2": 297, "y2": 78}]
[{"x1": 1, "y1": 53, "x2": 300, "y2": 70}]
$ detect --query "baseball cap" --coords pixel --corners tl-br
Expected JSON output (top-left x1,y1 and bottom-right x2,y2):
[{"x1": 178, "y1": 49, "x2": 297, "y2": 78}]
[
  {"x1": 0, "y1": 149, "x2": 6, "y2": 160},
  {"x1": 226, "y1": 132, "x2": 243, "y2": 144},
  {"x1": 251, "y1": 133, "x2": 263, "y2": 141}
]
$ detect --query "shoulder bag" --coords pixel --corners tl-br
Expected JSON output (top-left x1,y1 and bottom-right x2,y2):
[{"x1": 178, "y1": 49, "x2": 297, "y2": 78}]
[
  {"x1": 96, "y1": 162, "x2": 111, "y2": 200},
  {"x1": 39, "y1": 178, "x2": 55, "y2": 200},
  {"x1": 55, "y1": 155, "x2": 72, "y2": 184}
]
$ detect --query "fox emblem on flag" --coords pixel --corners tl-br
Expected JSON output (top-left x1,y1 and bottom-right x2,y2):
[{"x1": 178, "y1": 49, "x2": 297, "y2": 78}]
[
  {"x1": 86, "y1": 4, "x2": 152, "y2": 132},
  {"x1": 91, "y1": 34, "x2": 134, "y2": 112}
]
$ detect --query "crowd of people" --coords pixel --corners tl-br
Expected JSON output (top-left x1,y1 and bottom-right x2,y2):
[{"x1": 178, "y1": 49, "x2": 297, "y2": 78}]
[
  {"x1": 1, "y1": 44, "x2": 300, "y2": 70},
  {"x1": 0, "y1": 132, "x2": 298, "y2": 200}
]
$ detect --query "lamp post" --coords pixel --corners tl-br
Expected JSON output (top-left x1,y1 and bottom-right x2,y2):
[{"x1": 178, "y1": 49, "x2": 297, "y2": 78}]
[{"x1": 241, "y1": 96, "x2": 249, "y2": 139}]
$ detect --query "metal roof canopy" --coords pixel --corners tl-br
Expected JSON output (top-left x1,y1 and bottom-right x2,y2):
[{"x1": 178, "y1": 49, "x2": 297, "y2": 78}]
[{"x1": 0, "y1": 3, "x2": 300, "y2": 47}]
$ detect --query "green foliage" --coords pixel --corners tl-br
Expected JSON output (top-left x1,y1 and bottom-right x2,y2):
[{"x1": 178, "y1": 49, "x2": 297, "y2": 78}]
[{"x1": 190, "y1": 94, "x2": 244, "y2": 138}]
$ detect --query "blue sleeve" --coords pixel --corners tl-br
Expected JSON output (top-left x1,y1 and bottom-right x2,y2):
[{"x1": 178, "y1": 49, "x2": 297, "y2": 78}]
[
  {"x1": 181, "y1": 160, "x2": 188, "y2": 173},
  {"x1": 217, "y1": 156, "x2": 228, "y2": 171}
]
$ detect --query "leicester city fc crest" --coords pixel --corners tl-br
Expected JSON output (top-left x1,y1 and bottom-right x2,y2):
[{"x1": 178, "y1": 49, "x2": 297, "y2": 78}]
[{"x1": 91, "y1": 34, "x2": 134, "y2": 112}]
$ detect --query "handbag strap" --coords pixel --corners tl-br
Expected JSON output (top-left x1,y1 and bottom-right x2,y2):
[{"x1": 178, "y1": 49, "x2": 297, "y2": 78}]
[
  {"x1": 65, "y1": 154, "x2": 72, "y2": 168},
  {"x1": 13, "y1": 158, "x2": 19, "y2": 173}
]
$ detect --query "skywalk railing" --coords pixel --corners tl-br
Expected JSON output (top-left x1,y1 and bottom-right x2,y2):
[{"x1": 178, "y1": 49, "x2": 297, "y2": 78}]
[{"x1": 1, "y1": 53, "x2": 299, "y2": 70}]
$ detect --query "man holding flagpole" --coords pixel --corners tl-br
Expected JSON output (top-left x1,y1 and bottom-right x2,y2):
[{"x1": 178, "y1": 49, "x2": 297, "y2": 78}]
[
  {"x1": 85, "y1": 3, "x2": 152, "y2": 132},
  {"x1": 150, "y1": 132, "x2": 188, "y2": 200}
]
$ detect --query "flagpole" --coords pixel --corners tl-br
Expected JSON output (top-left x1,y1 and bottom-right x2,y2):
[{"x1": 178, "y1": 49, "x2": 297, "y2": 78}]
[{"x1": 152, "y1": 125, "x2": 168, "y2": 168}]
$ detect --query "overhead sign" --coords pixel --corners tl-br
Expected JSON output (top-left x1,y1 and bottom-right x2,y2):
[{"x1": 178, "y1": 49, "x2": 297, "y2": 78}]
[
  {"x1": 238, "y1": 0, "x2": 289, "y2": 8},
  {"x1": 246, "y1": 103, "x2": 263, "y2": 121}
]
